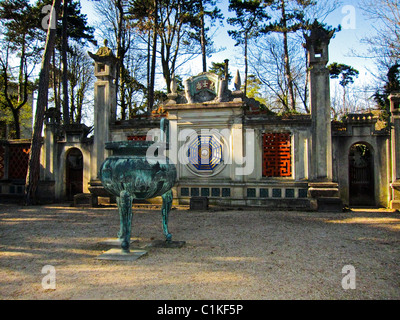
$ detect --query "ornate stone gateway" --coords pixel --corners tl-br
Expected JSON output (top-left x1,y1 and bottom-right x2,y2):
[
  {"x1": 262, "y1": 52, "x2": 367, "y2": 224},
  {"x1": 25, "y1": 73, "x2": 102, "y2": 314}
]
[{"x1": 349, "y1": 143, "x2": 375, "y2": 206}]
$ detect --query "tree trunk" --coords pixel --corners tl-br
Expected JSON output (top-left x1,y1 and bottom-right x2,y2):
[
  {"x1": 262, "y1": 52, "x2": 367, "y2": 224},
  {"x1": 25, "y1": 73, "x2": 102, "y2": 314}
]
[
  {"x1": 11, "y1": 108, "x2": 21, "y2": 140},
  {"x1": 62, "y1": 0, "x2": 69, "y2": 124},
  {"x1": 281, "y1": 1, "x2": 295, "y2": 110},
  {"x1": 76, "y1": 88, "x2": 83, "y2": 124},
  {"x1": 116, "y1": 0, "x2": 126, "y2": 120},
  {"x1": 53, "y1": 48, "x2": 60, "y2": 112},
  {"x1": 244, "y1": 35, "x2": 248, "y2": 97},
  {"x1": 18, "y1": 36, "x2": 26, "y2": 104},
  {"x1": 25, "y1": 0, "x2": 62, "y2": 205},
  {"x1": 200, "y1": 1, "x2": 207, "y2": 73},
  {"x1": 147, "y1": 30, "x2": 151, "y2": 113},
  {"x1": 303, "y1": 49, "x2": 310, "y2": 113},
  {"x1": 162, "y1": 50, "x2": 171, "y2": 94},
  {"x1": 148, "y1": 0, "x2": 158, "y2": 111},
  {"x1": 69, "y1": 86, "x2": 75, "y2": 122}
]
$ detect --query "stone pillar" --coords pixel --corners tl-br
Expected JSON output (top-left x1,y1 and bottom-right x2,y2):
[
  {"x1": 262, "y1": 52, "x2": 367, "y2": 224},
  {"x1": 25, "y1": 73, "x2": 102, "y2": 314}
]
[
  {"x1": 88, "y1": 40, "x2": 118, "y2": 204},
  {"x1": 43, "y1": 123, "x2": 56, "y2": 181},
  {"x1": 304, "y1": 24, "x2": 342, "y2": 211},
  {"x1": 389, "y1": 92, "x2": 400, "y2": 209},
  {"x1": 42, "y1": 108, "x2": 61, "y2": 182},
  {"x1": 38, "y1": 108, "x2": 61, "y2": 201}
]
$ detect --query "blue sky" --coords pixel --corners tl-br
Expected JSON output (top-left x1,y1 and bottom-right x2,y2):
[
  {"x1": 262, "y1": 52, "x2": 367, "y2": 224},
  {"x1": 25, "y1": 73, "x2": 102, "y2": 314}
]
[{"x1": 324, "y1": 1, "x2": 376, "y2": 84}]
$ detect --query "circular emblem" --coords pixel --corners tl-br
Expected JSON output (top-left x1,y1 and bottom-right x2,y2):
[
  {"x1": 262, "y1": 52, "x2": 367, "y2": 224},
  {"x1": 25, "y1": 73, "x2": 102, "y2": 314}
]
[{"x1": 185, "y1": 132, "x2": 226, "y2": 176}]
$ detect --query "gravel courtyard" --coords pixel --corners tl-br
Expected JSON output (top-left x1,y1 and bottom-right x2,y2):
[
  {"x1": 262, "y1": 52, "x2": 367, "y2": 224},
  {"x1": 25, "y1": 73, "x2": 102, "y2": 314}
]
[{"x1": 0, "y1": 203, "x2": 399, "y2": 300}]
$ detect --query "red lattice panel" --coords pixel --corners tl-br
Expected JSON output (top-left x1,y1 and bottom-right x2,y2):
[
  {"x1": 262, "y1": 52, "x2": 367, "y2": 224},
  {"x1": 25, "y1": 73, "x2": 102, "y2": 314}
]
[
  {"x1": 262, "y1": 133, "x2": 292, "y2": 177},
  {"x1": 127, "y1": 135, "x2": 146, "y2": 141},
  {"x1": 0, "y1": 146, "x2": 4, "y2": 179},
  {"x1": 8, "y1": 144, "x2": 30, "y2": 180}
]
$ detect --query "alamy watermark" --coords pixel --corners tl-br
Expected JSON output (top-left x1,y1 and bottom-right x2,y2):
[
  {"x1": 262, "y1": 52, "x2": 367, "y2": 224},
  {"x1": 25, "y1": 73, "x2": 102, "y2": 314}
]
[
  {"x1": 41, "y1": 265, "x2": 56, "y2": 290},
  {"x1": 341, "y1": 265, "x2": 356, "y2": 290},
  {"x1": 341, "y1": 5, "x2": 356, "y2": 30}
]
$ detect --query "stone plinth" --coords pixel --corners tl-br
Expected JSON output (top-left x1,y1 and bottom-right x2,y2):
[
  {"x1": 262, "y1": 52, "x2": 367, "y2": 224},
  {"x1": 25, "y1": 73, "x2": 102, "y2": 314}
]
[
  {"x1": 96, "y1": 248, "x2": 147, "y2": 261},
  {"x1": 308, "y1": 182, "x2": 343, "y2": 212},
  {"x1": 390, "y1": 181, "x2": 400, "y2": 209},
  {"x1": 190, "y1": 196, "x2": 209, "y2": 210}
]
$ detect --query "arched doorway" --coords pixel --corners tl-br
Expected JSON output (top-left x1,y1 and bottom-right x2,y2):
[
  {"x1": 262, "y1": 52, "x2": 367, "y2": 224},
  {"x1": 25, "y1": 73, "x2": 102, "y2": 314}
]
[
  {"x1": 66, "y1": 148, "x2": 83, "y2": 200},
  {"x1": 348, "y1": 143, "x2": 375, "y2": 206}
]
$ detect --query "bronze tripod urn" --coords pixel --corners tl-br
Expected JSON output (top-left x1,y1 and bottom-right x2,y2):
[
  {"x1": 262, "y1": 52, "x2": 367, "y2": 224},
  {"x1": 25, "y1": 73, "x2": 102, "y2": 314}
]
[{"x1": 99, "y1": 119, "x2": 177, "y2": 253}]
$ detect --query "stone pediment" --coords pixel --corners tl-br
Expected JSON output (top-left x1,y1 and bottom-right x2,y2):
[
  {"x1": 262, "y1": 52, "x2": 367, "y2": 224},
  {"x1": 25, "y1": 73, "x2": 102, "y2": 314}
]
[
  {"x1": 165, "y1": 69, "x2": 246, "y2": 106},
  {"x1": 183, "y1": 72, "x2": 223, "y2": 103}
]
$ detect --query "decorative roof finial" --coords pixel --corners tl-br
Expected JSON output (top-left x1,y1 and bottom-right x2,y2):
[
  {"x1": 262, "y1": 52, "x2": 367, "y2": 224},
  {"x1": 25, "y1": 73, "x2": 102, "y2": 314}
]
[
  {"x1": 234, "y1": 69, "x2": 241, "y2": 91},
  {"x1": 170, "y1": 73, "x2": 177, "y2": 94}
]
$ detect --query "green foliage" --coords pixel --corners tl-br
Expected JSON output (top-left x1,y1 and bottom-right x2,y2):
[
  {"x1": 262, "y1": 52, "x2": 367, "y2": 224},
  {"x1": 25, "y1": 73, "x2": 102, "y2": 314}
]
[
  {"x1": 374, "y1": 64, "x2": 400, "y2": 113},
  {"x1": 0, "y1": 0, "x2": 42, "y2": 138},
  {"x1": 208, "y1": 61, "x2": 232, "y2": 82},
  {"x1": 328, "y1": 62, "x2": 359, "y2": 117},
  {"x1": 245, "y1": 74, "x2": 268, "y2": 105},
  {"x1": 37, "y1": 0, "x2": 95, "y2": 46},
  {"x1": 328, "y1": 62, "x2": 359, "y2": 87},
  {"x1": 0, "y1": 0, "x2": 41, "y2": 43},
  {"x1": 0, "y1": 81, "x2": 34, "y2": 139},
  {"x1": 187, "y1": 0, "x2": 224, "y2": 50},
  {"x1": 227, "y1": 0, "x2": 270, "y2": 44},
  {"x1": 277, "y1": 108, "x2": 302, "y2": 117},
  {"x1": 261, "y1": 0, "x2": 316, "y2": 34},
  {"x1": 138, "y1": 90, "x2": 168, "y2": 115}
]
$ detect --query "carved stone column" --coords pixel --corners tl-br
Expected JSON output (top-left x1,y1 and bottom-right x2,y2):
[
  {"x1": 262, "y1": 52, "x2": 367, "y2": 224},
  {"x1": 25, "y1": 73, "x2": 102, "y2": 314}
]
[
  {"x1": 304, "y1": 23, "x2": 342, "y2": 211},
  {"x1": 88, "y1": 40, "x2": 118, "y2": 204}
]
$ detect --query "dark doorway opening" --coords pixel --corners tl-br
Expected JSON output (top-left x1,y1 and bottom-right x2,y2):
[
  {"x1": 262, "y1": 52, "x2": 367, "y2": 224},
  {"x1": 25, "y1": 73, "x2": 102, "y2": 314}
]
[
  {"x1": 349, "y1": 143, "x2": 375, "y2": 206},
  {"x1": 66, "y1": 148, "x2": 83, "y2": 200}
]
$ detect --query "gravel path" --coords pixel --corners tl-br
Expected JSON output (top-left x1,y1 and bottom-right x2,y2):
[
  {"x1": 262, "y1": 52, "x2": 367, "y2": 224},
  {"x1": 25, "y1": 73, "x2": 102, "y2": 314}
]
[{"x1": 0, "y1": 203, "x2": 399, "y2": 299}]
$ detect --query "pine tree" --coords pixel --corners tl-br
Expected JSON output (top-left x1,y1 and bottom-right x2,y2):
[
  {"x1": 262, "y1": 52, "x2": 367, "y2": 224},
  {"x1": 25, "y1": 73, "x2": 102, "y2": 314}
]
[
  {"x1": 189, "y1": 0, "x2": 223, "y2": 73},
  {"x1": 328, "y1": 62, "x2": 359, "y2": 116},
  {"x1": 227, "y1": 0, "x2": 271, "y2": 96}
]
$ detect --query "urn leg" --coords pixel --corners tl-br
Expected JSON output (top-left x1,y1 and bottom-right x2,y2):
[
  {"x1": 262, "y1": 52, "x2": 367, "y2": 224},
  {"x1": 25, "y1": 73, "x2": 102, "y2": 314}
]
[
  {"x1": 116, "y1": 190, "x2": 133, "y2": 253},
  {"x1": 161, "y1": 190, "x2": 173, "y2": 242}
]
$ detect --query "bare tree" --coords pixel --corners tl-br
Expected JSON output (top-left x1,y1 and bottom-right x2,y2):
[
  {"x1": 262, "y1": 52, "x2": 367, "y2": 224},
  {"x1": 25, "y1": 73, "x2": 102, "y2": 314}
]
[
  {"x1": 249, "y1": 34, "x2": 307, "y2": 113},
  {"x1": 95, "y1": 0, "x2": 148, "y2": 118},
  {"x1": 67, "y1": 44, "x2": 94, "y2": 123},
  {"x1": 157, "y1": 0, "x2": 202, "y2": 93},
  {"x1": 246, "y1": 0, "x2": 341, "y2": 113},
  {"x1": 360, "y1": 0, "x2": 400, "y2": 61}
]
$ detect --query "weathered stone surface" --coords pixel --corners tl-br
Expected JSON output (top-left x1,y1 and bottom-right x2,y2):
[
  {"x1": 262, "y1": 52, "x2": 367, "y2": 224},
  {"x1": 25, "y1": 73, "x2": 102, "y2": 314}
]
[
  {"x1": 96, "y1": 248, "x2": 147, "y2": 261},
  {"x1": 190, "y1": 197, "x2": 209, "y2": 210},
  {"x1": 73, "y1": 193, "x2": 92, "y2": 207},
  {"x1": 308, "y1": 187, "x2": 339, "y2": 198}
]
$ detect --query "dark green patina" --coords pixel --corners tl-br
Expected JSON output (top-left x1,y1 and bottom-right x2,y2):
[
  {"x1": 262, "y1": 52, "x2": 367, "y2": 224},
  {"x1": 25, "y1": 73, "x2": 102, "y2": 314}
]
[{"x1": 100, "y1": 119, "x2": 176, "y2": 253}]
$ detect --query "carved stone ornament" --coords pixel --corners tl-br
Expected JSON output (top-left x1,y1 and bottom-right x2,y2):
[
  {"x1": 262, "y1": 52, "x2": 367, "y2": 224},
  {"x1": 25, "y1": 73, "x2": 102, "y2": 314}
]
[
  {"x1": 88, "y1": 39, "x2": 118, "y2": 63},
  {"x1": 184, "y1": 72, "x2": 222, "y2": 103}
]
